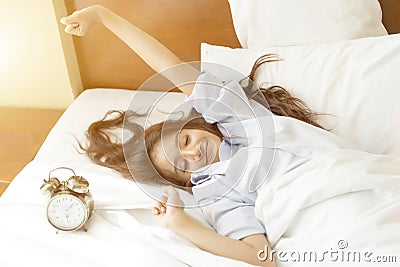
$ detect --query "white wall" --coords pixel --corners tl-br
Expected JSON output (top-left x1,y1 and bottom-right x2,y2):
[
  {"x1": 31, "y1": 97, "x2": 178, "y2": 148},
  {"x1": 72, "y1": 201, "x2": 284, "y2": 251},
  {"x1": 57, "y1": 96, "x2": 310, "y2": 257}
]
[{"x1": 0, "y1": 0, "x2": 81, "y2": 109}]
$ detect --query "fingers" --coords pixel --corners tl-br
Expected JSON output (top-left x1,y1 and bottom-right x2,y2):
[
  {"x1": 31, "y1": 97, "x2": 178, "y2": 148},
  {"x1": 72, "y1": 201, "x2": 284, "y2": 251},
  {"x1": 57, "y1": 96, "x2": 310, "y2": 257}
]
[
  {"x1": 63, "y1": 21, "x2": 79, "y2": 28},
  {"x1": 59, "y1": 16, "x2": 68, "y2": 25},
  {"x1": 60, "y1": 13, "x2": 78, "y2": 25},
  {"x1": 152, "y1": 187, "x2": 184, "y2": 216},
  {"x1": 60, "y1": 12, "x2": 85, "y2": 36},
  {"x1": 64, "y1": 24, "x2": 77, "y2": 33},
  {"x1": 152, "y1": 201, "x2": 166, "y2": 215}
]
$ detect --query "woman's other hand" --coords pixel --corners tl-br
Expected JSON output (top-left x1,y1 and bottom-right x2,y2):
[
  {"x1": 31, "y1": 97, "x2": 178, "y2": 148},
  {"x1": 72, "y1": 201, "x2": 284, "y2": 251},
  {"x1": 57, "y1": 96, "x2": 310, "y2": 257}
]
[
  {"x1": 60, "y1": 5, "x2": 104, "y2": 36},
  {"x1": 152, "y1": 186, "x2": 186, "y2": 228}
]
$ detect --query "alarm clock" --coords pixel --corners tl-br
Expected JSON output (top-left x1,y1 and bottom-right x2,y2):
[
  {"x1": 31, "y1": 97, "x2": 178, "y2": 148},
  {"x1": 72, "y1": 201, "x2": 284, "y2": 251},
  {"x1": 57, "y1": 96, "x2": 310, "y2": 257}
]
[{"x1": 40, "y1": 167, "x2": 94, "y2": 232}]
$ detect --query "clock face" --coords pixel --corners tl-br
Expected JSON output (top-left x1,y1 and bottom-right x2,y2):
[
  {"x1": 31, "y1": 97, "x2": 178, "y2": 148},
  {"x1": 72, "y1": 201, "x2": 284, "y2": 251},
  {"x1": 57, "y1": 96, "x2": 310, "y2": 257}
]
[{"x1": 47, "y1": 194, "x2": 87, "y2": 231}]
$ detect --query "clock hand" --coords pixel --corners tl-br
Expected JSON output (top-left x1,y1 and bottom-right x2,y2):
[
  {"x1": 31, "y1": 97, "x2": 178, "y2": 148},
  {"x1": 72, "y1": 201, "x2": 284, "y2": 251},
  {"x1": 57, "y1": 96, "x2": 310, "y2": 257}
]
[
  {"x1": 64, "y1": 204, "x2": 74, "y2": 220},
  {"x1": 66, "y1": 203, "x2": 74, "y2": 212}
]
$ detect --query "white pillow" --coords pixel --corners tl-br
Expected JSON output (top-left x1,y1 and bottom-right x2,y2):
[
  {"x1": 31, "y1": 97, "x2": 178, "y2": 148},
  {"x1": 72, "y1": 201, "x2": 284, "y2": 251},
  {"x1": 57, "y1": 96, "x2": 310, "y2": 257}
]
[
  {"x1": 227, "y1": 0, "x2": 388, "y2": 47},
  {"x1": 201, "y1": 34, "x2": 400, "y2": 156}
]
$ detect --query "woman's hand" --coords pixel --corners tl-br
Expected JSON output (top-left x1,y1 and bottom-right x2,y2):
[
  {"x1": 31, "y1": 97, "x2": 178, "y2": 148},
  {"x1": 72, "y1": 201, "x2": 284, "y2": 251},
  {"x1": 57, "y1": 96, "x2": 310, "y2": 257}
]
[
  {"x1": 60, "y1": 5, "x2": 197, "y2": 94},
  {"x1": 152, "y1": 186, "x2": 186, "y2": 229},
  {"x1": 60, "y1": 5, "x2": 104, "y2": 36}
]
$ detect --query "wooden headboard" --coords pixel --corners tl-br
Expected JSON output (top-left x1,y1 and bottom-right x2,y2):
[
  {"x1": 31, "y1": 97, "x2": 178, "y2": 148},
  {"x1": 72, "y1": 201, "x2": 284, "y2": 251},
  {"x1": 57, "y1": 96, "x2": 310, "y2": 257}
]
[
  {"x1": 63, "y1": 0, "x2": 400, "y2": 91},
  {"x1": 64, "y1": 0, "x2": 240, "y2": 91}
]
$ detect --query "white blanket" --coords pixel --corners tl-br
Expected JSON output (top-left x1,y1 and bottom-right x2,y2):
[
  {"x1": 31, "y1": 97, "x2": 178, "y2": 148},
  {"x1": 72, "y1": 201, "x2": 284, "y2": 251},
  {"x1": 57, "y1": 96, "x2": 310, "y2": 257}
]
[{"x1": 255, "y1": 149, "x2": 400, "y2": 266}]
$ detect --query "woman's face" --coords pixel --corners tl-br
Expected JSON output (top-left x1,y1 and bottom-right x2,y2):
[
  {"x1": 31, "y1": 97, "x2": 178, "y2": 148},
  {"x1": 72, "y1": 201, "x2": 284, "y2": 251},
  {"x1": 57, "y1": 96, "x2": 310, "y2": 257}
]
[{"x1": 150, "y1": 128, "x2": 222, "y2": 187}]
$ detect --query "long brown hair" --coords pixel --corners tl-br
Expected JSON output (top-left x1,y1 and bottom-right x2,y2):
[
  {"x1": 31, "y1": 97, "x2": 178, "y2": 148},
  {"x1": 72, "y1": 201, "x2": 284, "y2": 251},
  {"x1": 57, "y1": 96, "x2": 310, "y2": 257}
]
[
  {"x1": 244, "y1": 54, "x2": 324, "y2": 129},
  {"x1": 81, "y1": 109, "x2": 221, "y2": 186},
  {"x1": 81, "y1": 54, "x2": 324, "y2": 184}
]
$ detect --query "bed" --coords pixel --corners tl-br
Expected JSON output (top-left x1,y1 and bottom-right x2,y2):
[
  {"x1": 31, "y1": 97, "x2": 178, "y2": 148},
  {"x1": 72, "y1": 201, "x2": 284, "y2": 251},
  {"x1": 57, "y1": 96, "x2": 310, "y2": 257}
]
[{"x1": 1, "y1": 0, "x2": 400, "y2": 266}]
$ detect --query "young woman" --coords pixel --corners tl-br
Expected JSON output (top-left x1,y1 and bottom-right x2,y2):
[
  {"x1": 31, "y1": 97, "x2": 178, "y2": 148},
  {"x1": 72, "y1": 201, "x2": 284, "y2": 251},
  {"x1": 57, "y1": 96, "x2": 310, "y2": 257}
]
[{"x1": 61, "y1": 5, "x2": 352, "y2": 266}]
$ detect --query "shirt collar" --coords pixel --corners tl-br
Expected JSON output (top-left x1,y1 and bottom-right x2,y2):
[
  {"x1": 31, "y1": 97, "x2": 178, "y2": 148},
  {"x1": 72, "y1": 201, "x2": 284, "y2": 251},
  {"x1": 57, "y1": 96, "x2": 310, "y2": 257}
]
[{"x1": 190, "y1": 159, "x2": 229, "y2": 185}]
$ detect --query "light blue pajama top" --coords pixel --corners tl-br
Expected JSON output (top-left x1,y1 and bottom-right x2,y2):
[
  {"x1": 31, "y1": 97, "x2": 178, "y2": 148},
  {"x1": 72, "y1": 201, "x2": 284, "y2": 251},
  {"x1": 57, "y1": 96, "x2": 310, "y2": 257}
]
[{"x1": 185, "y1": 71, "x2": 352, "y2": 240}]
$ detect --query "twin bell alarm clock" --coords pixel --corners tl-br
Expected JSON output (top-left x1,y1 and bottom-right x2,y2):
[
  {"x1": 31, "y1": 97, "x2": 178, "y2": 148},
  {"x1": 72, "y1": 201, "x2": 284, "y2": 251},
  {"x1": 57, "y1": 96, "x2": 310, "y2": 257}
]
[{"x1": 40, "y1": 167, "x2": 94, "y2": 232}]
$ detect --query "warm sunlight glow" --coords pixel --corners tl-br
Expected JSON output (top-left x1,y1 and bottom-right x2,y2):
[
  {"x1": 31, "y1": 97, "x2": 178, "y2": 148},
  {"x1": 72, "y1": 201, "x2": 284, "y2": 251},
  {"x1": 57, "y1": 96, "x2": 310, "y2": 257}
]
[
  {"x1": 0, "y1": 1, "x2": 73, "y2": 108},
  {"x1": 0, "y1": 10, "x2": 20, "y2": 82}
]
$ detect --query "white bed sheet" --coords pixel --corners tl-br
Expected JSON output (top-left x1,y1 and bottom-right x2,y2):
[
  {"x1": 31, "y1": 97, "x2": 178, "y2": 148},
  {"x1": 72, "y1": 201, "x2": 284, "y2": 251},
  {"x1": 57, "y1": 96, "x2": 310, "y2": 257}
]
[{"x1": 0, "y1": 89, "x2": 252, "y2": 267}]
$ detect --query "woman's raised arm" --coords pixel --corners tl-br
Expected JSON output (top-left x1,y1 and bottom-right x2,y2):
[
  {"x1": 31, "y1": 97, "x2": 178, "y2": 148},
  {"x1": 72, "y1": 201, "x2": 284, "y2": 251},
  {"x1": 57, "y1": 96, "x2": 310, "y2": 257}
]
[{"x1": 60, "y1": 5, "x2": 198, "y2": 95}]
